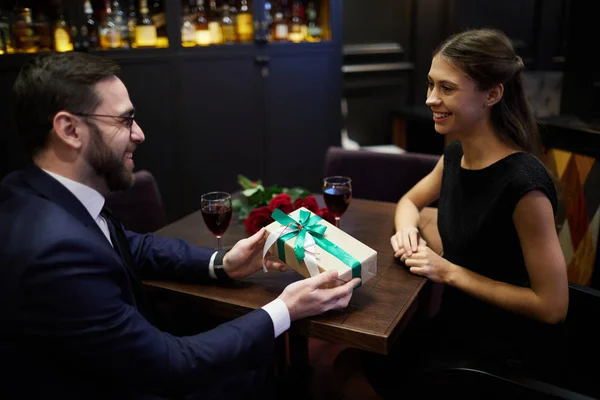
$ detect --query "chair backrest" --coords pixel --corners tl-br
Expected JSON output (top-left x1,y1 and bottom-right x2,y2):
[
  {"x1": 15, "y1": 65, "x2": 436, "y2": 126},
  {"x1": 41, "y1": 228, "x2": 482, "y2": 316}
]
[
  {"x1": 323, "y1": 147, "x2": 440, "y2": 203},
  {"x1": 104, "y1": 169, "x2": 168, "y2": 233}
]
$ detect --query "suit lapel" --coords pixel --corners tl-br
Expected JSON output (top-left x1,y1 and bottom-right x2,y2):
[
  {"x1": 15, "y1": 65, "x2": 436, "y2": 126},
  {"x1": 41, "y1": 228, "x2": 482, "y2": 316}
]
[
  {"x1": 21, "y1": 164, "x2": 110, "y2": 246},
  {"x1": 20, "y1": 165, "x2": 155, "y2": 320}
]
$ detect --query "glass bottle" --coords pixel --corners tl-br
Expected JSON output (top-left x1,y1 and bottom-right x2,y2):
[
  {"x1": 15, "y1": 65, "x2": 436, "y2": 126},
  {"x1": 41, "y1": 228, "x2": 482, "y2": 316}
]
[
  {"x1": 127, "y1": 0, "x2": 137, "y2": 47},
  {"x1": 221, "y1": 3, "x2": 236, "y2": 43},
  {"x1": 136, "y1": 0, "x2": 157, "y2": 47},
  {"x1": 288, "y1": 0, "x2": 305, "y2": 43},
  {"x1": 208, "y1": 0, "x2": 223, "y2": 44},
  {"x1": 272, "y1": 0, "x2": 289, "y2": 42},
  {"x1": 181, "y1": 5, "x2": 196, "y2": 47},
  {"x1": 83, "y1": 0, "x2": 99, "y2": 49},
  {"x1": 54, "y1": 12, "x2": 73, "y2": 52},
  {"x1": 111, "y1": 1, "x2": 129, "y2": 48},
  {"x1": 13, "y1": 8, "x2": 38, "y2": 53},
  {"x1": 227, "y1": 0, "x2": 238, "y2": 32},
  {"x1": 195, "y1": 0, "x2": 210, "y2": 46},
  {"x1": 0, "y1": 9, "x2": 11, "y2": 54},
  {"x1": 100, "y1": 1, "x2": 123, "y2": 49},
  {"x1": 236, "y1": 0, "x2": 252, "y2": 43},
  {"x1": 35, "y1": 12, "x2": 52, "y2": 52},
  {"x1": 263, "y1": 1, "x2": 273, "y2": 42},
  {"x1": 306, "y1": 1, "x2": 321, "y2": 42},
  {"x1": 150, "y1": 0, "x2": 167, "y2": 40}
]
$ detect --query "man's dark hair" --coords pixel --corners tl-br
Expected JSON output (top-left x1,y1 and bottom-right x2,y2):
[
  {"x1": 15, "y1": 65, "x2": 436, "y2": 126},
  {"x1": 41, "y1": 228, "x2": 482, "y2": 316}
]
[{"x1": 12, "y1": 52, "x2": 121, "y2": 160}]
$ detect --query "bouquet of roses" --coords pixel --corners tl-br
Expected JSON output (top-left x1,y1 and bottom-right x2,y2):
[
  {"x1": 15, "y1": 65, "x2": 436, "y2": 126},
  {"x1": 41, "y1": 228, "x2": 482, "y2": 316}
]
[{"x1": 232, "y1": 175, "x2": 336, "y2": 235}]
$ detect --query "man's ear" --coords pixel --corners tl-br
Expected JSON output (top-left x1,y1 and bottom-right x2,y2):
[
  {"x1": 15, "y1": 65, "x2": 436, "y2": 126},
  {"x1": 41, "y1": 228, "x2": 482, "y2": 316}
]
[
  {"x1": 486, "y1": 83, "x2": 504, "y2": 107},
  {"x1": 52, "y1": 111, "x2": 83, "y2": 150}
]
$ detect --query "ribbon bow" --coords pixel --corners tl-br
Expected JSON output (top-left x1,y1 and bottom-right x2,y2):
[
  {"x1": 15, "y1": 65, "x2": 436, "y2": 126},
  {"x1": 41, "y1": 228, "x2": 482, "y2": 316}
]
[
  {"x1": 272, "y1": 208, "x2": 326, "y2": 265},
  {"x1": 262, "y1": 208, "x2": 361, "y2": 286}
]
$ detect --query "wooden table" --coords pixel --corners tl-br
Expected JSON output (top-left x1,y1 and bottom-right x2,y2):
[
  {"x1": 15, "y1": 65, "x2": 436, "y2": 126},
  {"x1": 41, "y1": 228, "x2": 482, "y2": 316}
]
[{"x1": 145, "y1": 197, "x2": 430, "y2": 356}]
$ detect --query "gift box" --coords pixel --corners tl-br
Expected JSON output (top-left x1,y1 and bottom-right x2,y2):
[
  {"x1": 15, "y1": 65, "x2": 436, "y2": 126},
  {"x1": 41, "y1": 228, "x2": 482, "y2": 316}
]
[{"x1": 263, "y1": 207, "x2": 377, "y2": 286}]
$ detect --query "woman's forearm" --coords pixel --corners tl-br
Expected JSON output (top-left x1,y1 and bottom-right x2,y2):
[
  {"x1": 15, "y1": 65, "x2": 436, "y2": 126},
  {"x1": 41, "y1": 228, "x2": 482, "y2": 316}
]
[
  {"x1": 446, "y1": 263, "x2": 566, "y2": 324},
  {"x1": 394, "y1": 196, "x2": 420, "y2": 232}
]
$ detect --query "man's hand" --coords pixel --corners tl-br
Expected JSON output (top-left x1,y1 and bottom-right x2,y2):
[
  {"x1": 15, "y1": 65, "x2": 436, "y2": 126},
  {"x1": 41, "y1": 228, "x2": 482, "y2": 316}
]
[
  {"x1": 223, "y1": 228, "x2": 286, "y2": 279},
  {"x1": 278, "y1": 270, "x2": 361, "y2": 321}
]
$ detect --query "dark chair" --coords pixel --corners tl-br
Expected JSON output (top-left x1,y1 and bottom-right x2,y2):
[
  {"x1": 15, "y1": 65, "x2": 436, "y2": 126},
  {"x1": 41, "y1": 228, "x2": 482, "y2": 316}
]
[
  {"x1": 410, "y1": 282, "x2": 600, "y2": 400},
  {"x1": 104, "y1": 169, "x2": 168, "y2": 233},
  {"x1": 323, "y1": 146, "x2": 440, "y2": 203}
]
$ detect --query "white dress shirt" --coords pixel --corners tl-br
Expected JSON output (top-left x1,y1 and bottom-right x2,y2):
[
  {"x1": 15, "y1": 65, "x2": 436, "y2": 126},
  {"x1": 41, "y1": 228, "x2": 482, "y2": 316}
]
[{"x1": 41, "y1": 169, "x2": 290, "y2": 338}]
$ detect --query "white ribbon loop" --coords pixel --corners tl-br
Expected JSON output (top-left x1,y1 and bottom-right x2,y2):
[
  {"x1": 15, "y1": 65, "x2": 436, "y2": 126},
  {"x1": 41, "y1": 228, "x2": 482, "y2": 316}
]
[{"x1": 262, "y1": 225, "x2": 320, "y2": 277}]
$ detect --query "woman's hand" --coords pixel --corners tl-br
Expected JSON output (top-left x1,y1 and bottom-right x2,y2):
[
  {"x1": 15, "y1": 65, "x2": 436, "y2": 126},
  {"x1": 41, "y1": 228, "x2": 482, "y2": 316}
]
[
  {"x1": 403, "y1": 245, "x2": 455, "y2": 284},
  {"x1": 391, "y1": 227, "x2": 426, "y2": 259}
]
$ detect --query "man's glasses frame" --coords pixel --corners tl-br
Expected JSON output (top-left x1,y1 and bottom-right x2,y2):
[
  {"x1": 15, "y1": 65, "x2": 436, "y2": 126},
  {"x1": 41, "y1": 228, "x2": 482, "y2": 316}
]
[{"x1": 74, "y1": 112, "x2": 136, "y2": 136}]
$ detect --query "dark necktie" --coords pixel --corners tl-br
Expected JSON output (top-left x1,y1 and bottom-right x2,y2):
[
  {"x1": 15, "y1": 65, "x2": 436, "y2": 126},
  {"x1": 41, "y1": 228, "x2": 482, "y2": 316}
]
[{"x1": 101, "y1": 207, "x2": 155, "y2": 322}]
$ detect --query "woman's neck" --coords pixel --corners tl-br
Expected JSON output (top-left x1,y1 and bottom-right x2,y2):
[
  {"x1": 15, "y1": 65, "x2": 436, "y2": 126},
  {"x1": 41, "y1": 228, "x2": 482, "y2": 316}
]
[{"x1": 459, "y1": 127, "x2": 518, "y2": 170}]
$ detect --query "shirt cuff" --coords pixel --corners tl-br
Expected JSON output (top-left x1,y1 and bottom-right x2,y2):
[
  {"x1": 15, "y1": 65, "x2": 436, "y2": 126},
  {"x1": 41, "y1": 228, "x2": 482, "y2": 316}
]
[
  {"x1": 208, "y1": 251, "x2": 218, "y2": 279},
  {"x1": 261, "y1": 298, "x2": 291, "y2": 338}
]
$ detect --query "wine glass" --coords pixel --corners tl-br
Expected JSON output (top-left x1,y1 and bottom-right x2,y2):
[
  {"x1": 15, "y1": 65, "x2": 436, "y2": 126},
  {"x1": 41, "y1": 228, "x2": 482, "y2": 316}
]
[
  {"x1": 323, "y1": 176, "x2": 352, "y2": 228},
  {"x1": 201, "y1": 191, "x2": 232, "y2": 251}
]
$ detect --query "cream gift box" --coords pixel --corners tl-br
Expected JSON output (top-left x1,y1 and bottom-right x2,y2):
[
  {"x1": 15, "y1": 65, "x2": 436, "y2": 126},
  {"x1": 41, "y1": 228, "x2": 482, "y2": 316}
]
[{"x1": 262, "y1": 207, "x2": 377, "y2": 286}]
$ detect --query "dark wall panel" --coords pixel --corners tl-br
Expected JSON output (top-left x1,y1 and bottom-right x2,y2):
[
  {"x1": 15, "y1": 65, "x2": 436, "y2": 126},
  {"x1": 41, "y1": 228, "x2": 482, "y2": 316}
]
[
  {"x1": 177, "y1": 56, "x2": 265, "y2": 219},
  {"x1": 114, "y1": 59, "x2": 181, "y2": 222},
  {"x1": 343, "y1": 0, "x2": 412, "y2": 46},
  {"x1": 265, "y1": 50, "x2": 342, "y2": 192}
]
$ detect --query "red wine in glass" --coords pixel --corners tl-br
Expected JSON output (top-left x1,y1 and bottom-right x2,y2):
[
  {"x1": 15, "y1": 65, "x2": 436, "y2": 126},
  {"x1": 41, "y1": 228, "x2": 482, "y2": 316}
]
[
  {"x1": 323, "y1": 176, "x2": 352, "y2": 227},
  {"x1": 201, "y1": 191, "x2": 232, "y2": 250},
  {"x1": 201, "y1": 204, "x2": 232, "y2": 237},
  {"x1": 323, "y1": 187, "x2": 351, "y2": 217}
]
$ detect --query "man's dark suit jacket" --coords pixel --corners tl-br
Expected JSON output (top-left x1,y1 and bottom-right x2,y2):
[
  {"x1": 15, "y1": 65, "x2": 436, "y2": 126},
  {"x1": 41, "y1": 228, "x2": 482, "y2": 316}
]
[{"x1": 0, "y1": 165, "x2": 275, "y2": 399}]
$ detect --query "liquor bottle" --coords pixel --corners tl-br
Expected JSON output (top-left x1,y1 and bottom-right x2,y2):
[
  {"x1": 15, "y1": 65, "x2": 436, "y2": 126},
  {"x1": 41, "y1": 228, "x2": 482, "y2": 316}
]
[
  {"x1": 136, "y1": 0, "x2": 157, "y2": 47},
  {"x1": 99, "y1": 1, "x2": 122, "y2": 49},
  {"x1": 194, "y1": 0, "x2": 210, "y2": 46},
  {"x1": 189, "y1": 0, "x2": 198, "y2": 20},
  {"x1": 181, "y1": 5, "x2": 196, "y2": 47},
  {"x1": 288, "y1": 0, "x2": 305, "y2": 43},
  {"x1": 150, "y1": 0, "x2": 167, "y2": 39},
  {"x1": 111, "y1": 1, "x2": 129, "y2": 48},
  {"x1": 221, "y1": 3, "x2": 236, "y2": 43},
  {"x1": 263, "y1": 1, "x2": 273, "y2": 42},
  {"x1": 13, "y1": 8, "x2": 38, "y2": 53},
  {"x1": 0, "y1": 16, "x2": 4, "y2": 54},
  {"x1": 236, "y1": 0, "x2": 252, "y2": 43},
  {"x1": 272, "y1": 0, "x2": 289, "y2": 42},
  {"x1": 71, "y1": 25, "x2": 81, "y2": 51},
  {"x1": 305, "y1": 1, "x2": 321, "y2": 42},
  {"x1": 0, "y1": 9, "x2": 11, "y2": 54},
  {"x1": 127, "y1": 0, "x2": 137, "y2": 47},
  {"x1": 83, "y1": 0, "x2": 99, "y2": 49},
  {"x1": 35, "y1": 12, "x2": 52, "y2": 52},
  {"x1": 207, "y1": 0, "x2": 223, "y2": 44},
  {"x1": 54, "y1": 12, "x2": 73, "y2": 52}
]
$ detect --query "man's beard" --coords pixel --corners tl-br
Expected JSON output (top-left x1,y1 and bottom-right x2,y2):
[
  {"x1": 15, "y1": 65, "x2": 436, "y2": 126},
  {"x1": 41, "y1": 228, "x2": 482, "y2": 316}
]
[{"x1": 86, "y1": 122, "x2": 134, "y2": 192}]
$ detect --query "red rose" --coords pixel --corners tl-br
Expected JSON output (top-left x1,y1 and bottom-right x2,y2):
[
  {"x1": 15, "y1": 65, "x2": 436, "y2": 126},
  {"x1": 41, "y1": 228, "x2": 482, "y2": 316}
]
[
  {"x1": 292, "y1": 198, "x2": 304, "y2": 210},
  {"x1": 317, "y1": 207, "x2": 336, "y2": 225},
  {"x1": 268, "y1": 193, "x2": 294, "y2": 214},
  {"x1": 244, "y1": 206, "x2": 273, "y2": 235},
  {"x1": 296, "y1": 195, "x2": 319, "y2": 214}
]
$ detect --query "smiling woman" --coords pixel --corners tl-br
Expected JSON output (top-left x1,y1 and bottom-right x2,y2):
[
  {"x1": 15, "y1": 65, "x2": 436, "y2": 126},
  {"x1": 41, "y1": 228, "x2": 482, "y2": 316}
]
[{"x1": 366, "y1": 28, "x2": 569, "y2": 399}]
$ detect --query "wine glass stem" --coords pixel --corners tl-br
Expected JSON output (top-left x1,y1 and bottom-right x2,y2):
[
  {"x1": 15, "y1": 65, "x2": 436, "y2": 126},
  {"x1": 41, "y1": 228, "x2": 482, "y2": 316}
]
[
  {"x1": 217, "y1": 236, "x2": 222, "y2": 251},
  {"x1": 335, "y1": 217, "x2": 340, "y2": 228}
]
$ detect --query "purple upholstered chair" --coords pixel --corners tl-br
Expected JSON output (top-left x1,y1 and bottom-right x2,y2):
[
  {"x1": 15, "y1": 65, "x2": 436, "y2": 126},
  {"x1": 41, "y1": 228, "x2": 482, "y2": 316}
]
[
  {"x1": 104, "y1": 169, "x2": 168, "y2": 234},
  {"x1": 323, "y1": 147, "x2": 440, "y2": 203}
]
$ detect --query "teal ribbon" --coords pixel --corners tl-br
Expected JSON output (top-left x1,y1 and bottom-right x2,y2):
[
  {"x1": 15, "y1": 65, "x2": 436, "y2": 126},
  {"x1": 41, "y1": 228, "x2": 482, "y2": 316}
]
[{"x1": 271, "y1": 208, "x2": 362, "y2": 284}]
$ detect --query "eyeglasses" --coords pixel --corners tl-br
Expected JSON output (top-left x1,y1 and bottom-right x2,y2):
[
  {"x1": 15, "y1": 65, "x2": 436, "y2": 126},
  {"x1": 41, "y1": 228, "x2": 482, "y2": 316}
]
[{"x1": 74, "y1": 112, "x2": 136, "y2": 136}]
